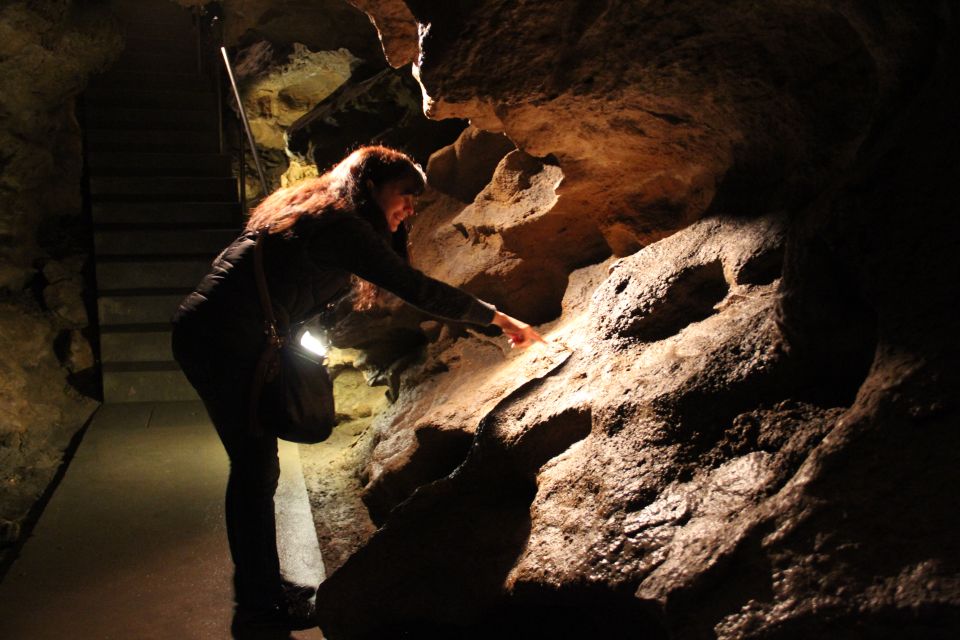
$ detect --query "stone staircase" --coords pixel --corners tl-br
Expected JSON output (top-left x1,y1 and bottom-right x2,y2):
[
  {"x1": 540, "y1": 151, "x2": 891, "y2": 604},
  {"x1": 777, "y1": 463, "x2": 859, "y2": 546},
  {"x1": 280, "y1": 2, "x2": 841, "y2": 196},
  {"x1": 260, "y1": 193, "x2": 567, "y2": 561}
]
[{"x1": 85, "y1": 1, "x2": 240, "y2": 402}]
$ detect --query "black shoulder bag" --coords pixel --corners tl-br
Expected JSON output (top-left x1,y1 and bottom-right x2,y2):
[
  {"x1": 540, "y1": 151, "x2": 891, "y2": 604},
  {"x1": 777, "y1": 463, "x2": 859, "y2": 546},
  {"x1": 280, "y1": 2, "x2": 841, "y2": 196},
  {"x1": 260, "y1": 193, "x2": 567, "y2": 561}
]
[{"x1": 248, "y1": 232, "x2": 337, "y2": 443}]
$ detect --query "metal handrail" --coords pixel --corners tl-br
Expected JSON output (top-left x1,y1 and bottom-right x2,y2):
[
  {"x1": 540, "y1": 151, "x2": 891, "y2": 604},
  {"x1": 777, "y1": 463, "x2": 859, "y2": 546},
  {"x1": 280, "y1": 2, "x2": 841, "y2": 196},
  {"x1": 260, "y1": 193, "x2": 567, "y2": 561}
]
[
  {"x1": 194, "y1": 11, "x2": 268, "y2": 215},
  {"x1": 219, "y1": 44, "x2": 269, "y2": 198}
]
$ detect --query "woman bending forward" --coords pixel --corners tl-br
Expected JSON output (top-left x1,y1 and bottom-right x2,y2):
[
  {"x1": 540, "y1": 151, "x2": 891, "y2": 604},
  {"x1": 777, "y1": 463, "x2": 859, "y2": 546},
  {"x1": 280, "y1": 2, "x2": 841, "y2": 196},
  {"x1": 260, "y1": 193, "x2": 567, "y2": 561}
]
[{"x1": 171, "y1": 145, "x2": 541, "y2": 637}]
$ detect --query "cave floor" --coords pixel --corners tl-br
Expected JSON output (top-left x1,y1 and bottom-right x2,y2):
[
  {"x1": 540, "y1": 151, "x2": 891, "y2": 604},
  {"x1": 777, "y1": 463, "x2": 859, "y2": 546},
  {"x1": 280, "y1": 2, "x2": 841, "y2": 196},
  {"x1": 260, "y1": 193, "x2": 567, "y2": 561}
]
[{"x1": 0, "y1": 401, "x2": 324, "y2": 640}]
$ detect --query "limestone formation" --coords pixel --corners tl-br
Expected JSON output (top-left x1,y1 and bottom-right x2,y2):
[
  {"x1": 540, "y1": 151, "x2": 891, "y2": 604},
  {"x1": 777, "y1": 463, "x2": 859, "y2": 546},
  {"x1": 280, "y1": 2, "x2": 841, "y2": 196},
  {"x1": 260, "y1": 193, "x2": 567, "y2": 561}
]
[
  {"x1": 0, "y1": 1, "x2": 955, "y2": 637},
  {"x1": 0, "y1": 301, "x2": 98, "y2": 549},
  {"x1": 0, "y1": 2, "x2": 120, "y2": 290},
  {"x1": 344, "y1": 0, "x2": 418, "y2": 68},
  {"x1": 175, "y1": 0, "x2": 391, "y2": 194},
  {"x1": 238, "y1": 44, "x2": 360, "y2": 151},
  {"x1": 408, "y1": 148, "x2": 608, "y2": 325},
  {"x1": 185, "y1": 0, "x2": 467, "y2": 193},
  {"x1": 307, "y1": 2, "x2": 959, "y2": 638},
  {"x1": 228, "y1": 42, "x2": 360, "y2": 196},
  {"x1": 350, "y1": 1, "x2": 921, "y2": 256}
]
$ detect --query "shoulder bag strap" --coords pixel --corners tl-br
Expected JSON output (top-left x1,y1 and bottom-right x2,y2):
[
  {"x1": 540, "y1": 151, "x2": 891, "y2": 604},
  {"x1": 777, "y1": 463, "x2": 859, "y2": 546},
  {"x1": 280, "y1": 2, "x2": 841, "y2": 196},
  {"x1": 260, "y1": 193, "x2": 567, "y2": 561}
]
[
  {"x1": 249, "y1": 231, "x2": 283, "y2": 438},
  {"x1": 253, "y1": 231, "x2": 280, "y2": 337}
]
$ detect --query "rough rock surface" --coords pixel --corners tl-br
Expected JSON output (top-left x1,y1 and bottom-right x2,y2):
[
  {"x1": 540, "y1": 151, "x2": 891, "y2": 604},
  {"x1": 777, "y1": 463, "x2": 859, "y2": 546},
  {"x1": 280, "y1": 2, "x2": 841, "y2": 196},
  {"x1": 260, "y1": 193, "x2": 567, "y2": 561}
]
[
  {"x1": 0, "y1": 1, "x2": 951, "y2": 637},
  {"x1": 408, "y1": 147, "x2": 609, "y2": 324},
  {"x1": 344, "y1": 0, "x2": 418, "y2": 68},
  {"x1": 0, "y1": 302, "x2": 98, "y2": 548},
  {"x1": 177, "y1": 0, "x2": 393, "y2": 194},
  {"x1": 190, "y1": 0, "x2": 464, "y2": 194},
  {"x1": 317, "y1": 213, "x2": 806, "y2": 636},
  {"x1": 353, "y1": 1, "x2": 932, "y2": 255},
  {"x1": 229, "y1": 41, "x2": 360, "y2": 197},
  {"x1": 0, "y1": 1, "x2": 120, "y2": 290},
  {"x1": 238, "y1": 44, "x2": 360, "y2": 151},
  {"x1": 0, "y1": 0, "x2": 118, "y2": 567},
  {"x1": 307, "y1": 2, "x2": 959, "y2": 638}
]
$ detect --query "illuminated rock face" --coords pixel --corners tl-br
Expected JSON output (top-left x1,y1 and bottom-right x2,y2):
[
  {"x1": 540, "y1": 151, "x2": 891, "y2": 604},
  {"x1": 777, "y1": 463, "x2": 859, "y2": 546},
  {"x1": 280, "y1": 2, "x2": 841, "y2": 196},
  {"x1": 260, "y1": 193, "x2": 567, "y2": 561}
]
[
  {"x1": 239, "y1": 45, "x2": 360, "y2": 151},
  {"x1": 310, "y1": 2, "x2": 960, "y2": 638},
  {"x1": 411, "y1": 146, "x2": 607, "y2": 324},
  {"x1": 344, "y1": 0, "x2": 418, "y2": 68},
  {"x1": 425, "y1": 125, "x2": 515, "y2": 204},
  {"x1": 360, "y1": 1, "x2": 899, "y2": 255}
]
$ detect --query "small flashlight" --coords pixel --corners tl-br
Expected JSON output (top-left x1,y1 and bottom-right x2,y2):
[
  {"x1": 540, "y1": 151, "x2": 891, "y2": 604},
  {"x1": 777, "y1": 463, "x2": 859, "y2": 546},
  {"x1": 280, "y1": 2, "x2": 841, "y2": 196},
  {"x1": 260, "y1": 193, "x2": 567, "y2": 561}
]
[{"x1": 299, "y1": 329, "x2": 328, "y2": 357}]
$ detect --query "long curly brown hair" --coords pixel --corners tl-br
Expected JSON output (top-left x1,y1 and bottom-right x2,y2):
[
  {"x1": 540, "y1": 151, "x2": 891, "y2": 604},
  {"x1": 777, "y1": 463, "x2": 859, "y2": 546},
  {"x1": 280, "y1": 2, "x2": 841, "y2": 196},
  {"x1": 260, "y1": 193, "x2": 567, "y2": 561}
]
[{"x1": 244, "y1": 145, "x2": 425, "y2": 309}]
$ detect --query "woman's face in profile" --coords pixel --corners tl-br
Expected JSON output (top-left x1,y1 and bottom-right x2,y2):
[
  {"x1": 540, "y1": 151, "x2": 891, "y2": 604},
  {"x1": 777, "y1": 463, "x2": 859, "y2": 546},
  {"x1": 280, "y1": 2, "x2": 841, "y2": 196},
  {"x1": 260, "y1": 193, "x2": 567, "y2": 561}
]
[{"x1": 371, "y1": 178, "x2": 418, "y2": 232}]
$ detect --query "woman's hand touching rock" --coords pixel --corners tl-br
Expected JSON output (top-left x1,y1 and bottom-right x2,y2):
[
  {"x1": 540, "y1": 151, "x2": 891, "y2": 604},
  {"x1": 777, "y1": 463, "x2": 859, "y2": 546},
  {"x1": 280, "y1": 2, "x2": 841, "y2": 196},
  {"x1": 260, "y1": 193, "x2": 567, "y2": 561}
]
[{"x1": 491, "y1": 311, "x2": 545, "y2": 348}]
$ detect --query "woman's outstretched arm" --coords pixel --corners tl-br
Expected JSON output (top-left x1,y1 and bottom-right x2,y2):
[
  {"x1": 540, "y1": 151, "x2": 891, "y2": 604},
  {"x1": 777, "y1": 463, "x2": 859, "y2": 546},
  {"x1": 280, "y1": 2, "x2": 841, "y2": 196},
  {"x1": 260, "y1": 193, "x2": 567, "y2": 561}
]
[{"x1": 309, "y1": 214, "x2": 544, "y2": 346}]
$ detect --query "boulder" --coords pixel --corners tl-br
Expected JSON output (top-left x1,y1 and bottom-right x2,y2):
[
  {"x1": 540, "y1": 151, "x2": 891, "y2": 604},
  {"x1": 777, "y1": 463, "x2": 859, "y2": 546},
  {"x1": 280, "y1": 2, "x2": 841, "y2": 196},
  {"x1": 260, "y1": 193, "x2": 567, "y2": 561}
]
[{"x1": 315, "y1": 210, "x2": 800, "y2": 636}]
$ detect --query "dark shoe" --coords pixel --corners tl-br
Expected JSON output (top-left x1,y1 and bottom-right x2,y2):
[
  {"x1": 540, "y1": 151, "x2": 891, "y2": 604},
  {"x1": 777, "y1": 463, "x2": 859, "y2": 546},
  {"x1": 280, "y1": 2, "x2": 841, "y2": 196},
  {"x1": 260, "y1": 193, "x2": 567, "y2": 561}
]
[{"x1": 280, "y1": 580, "x2": 317, "y2": 630}]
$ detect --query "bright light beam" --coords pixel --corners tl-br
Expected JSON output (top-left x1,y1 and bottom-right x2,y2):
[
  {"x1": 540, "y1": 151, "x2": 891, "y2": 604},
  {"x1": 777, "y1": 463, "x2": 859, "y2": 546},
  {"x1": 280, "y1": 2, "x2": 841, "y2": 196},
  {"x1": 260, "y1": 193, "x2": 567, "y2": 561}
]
[{"x1": 299, "y1": 330, "x2": 328, "y2": 357}]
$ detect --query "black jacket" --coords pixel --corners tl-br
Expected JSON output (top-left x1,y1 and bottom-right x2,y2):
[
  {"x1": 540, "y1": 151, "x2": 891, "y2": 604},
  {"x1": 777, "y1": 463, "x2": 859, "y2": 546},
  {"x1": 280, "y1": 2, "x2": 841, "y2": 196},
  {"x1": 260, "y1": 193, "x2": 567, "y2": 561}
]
[{"x1": 172, "y1": 210, "x2": 495, "y2": 364}]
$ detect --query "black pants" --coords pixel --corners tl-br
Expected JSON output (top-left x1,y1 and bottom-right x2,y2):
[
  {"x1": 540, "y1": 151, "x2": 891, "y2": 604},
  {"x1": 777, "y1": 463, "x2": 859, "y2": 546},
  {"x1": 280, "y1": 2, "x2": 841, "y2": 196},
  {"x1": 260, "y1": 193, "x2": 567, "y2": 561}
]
[{"x1": 172, "y1": 326, "x2": 283, "y2": 611}]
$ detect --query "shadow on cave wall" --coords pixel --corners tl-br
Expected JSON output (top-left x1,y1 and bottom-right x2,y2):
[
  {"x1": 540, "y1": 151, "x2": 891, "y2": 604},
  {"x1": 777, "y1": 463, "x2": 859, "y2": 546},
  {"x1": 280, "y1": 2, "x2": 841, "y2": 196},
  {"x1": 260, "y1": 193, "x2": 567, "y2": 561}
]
[
  {"x1": 362, "y1": 425, "x2": 473, "y2": 525},
  {"x1": 373, "y1": 585, "x2": 669, "y2": 640},
  {"x1": 778, "y1": 231, "x2": 879, "y2": 408}
]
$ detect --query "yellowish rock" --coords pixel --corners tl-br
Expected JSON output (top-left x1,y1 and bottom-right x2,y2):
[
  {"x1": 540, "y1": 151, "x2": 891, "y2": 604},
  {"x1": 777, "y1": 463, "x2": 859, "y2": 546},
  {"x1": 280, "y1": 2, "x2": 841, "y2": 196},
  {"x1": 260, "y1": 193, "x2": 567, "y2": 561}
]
[
  {"x1": 280, "y1": 157, "x2": 319, "y2": 188},
  {"x1": 242, "y1": 45, "x2": 359, "y2": 150}
]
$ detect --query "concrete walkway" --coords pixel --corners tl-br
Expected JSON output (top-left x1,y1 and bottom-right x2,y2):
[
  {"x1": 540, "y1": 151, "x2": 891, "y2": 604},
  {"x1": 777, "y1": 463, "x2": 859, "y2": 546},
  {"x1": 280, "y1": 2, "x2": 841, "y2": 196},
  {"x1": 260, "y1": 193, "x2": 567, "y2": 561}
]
[{"x1": 0, "y1": 401, "x2": 324, "y2": 639}]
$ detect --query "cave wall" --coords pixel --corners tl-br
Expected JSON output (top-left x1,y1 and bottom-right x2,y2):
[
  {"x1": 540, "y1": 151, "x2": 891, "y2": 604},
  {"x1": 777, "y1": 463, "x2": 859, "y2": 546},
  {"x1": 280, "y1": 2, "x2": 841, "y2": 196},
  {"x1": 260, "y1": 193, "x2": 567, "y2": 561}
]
[
  {"x1": 299, "y1": 1, "x2": 960, "y2": 638},
  {"x1": 358, "y1": 0, "x2": 916, "y2": 254},
  {"x1": 0, "y1": 2, "x2": 120, "y2": 560}
]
